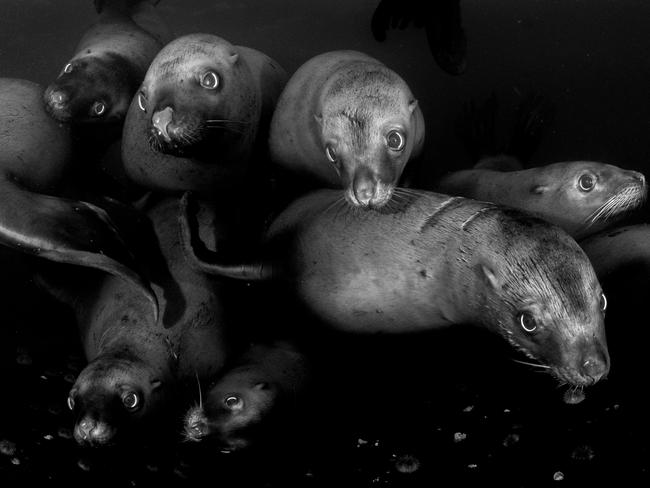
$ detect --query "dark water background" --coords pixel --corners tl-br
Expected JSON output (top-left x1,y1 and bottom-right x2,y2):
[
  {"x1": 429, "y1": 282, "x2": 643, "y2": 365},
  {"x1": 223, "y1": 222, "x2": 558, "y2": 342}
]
[{"x1": 1, "y1": 0, "x2": 650, "y2": 486}]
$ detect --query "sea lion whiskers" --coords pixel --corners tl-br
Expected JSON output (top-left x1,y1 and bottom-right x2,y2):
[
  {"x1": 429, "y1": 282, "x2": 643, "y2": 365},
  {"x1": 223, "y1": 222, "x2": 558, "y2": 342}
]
[
  {"x1": 512, "y1": 358, "x2": 551, "y2": 370},
  {"x1": 584, "y1": 184, "x2": 645, "y2": 227}
]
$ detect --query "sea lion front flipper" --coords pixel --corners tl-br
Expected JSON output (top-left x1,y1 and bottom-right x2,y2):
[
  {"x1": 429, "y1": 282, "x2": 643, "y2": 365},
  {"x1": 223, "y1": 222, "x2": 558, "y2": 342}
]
[
  {"x1": 0, "y1": 179, "x2": 158, "y2": 318},
  {"x1": 178, "y1": 192, "x2": 271, "y2": 281}
]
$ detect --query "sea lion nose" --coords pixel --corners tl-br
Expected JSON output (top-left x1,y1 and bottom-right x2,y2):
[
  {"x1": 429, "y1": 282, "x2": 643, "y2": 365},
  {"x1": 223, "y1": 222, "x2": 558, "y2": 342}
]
[
  {"x1": 152, "y1": 107, "x2": 174, "y2": 142},
  {"x1": 580, "y1": 354, "x2": 609, "y2": 384},
  {"x1": 351, "y1": 168, "x2": 378, "y2": 207},
  {"x1": 631, "y1": 171, "x2": 646, "y2": 185},
  {"x1": 50, "y1": 90, "x2": 68, "y2": 106}
]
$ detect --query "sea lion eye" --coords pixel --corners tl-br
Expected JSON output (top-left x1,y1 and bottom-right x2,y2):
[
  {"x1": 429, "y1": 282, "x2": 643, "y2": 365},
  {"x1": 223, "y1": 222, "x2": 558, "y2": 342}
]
[
  {"x1": 325, "y1": 145, "x2": 337, "y2": 163},
  {"x1": 200, "y1": 71, "x2": 219, "y2": 89},
  {"x1": 518, "y1": 312, "x2": 537, "y2": 333},
  {"x1": 63, "y1": 63, "x2": 73, "y2": 74},
  {"x1": 386, "y1": 130, "x2": 405, "y2": 151},
  {"x1": 578, "y1": 173, "x2": 596, "y2": 192},
  {"x1": 67, "y1": 395, "x2": 75, "y2": 411},
  {"x1": 600, "y1": 293, "x2": 607, "y2": 313},
  {"x1": 122, "y1": 391, "x2": 140, "y2": 411},
  {"x1": 137, "y1": 92, "x2": 147, "y2": 112},
  {"x1": 91, "y1": 101, "x2": 106, "y2": 117},
  {"x1": 224, "y1": 395, "x2": 244, "y2": 411}
]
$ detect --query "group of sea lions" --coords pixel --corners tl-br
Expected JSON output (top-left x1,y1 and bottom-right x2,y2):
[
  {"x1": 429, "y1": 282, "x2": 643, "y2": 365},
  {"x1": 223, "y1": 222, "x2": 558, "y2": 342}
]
[{"x1": 0, "y1": 0, "x2": 648, "y2": 458}]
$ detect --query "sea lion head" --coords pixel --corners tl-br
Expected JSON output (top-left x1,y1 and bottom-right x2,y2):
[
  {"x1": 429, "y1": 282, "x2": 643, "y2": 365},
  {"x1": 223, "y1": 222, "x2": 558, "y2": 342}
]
[
  {"x1": 473, "y1": 210, "x2": 610, "y2": 391},
  {"x1": 183, "y1": 379, "x2": 277, "y2": 452},
  {"x1": 530, "y1": 162, "x2": 646, "y2": 239},
  {"x1": 67, "y1": 353, "x2": 165, "y2": 447},
  {"x1": 43, "y1": 53, "x2": 138, "y2": 125},
  {"x1": 317, "y1": 67, "x2": 422, "y2": 209},
  {"x1": 136, "y1": 34, "x2": 258, "y2": 159}
]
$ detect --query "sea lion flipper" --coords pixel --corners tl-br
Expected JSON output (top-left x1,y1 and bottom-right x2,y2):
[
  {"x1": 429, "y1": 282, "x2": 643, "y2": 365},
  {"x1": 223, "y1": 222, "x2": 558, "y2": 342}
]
[
  {"x1": 178, "y1": 192, "x2": 271, "y2": 281},
  {"x1": 0, "y1": 180, "x2": 158, "y2": 318}
]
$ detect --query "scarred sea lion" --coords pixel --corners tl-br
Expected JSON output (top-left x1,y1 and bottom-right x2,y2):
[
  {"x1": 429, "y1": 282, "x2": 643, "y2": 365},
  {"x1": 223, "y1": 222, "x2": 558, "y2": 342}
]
[
  {"x1": 121, "y1": 33, "x2": 287, "y2": 196},
  {"x1": 434, "y1": 161, "x2": 646, "y2": 239},
  {"x1": 0, "y1": 78, "x2": 156, "y2": 312},
  {"x1": 43, "y1": 0, "x2": 171, "y2": 130},
  {"x1": 180, "y1": 189, "x2": 610, "y2": 395},
  {"x1": 269, "y1": 50, "x2": 425, "y2": 208},
  {"x1": 43, "y1": 197, "x2": 234, "y2": 447},
  {"x1": 183, "y1": 341, "x2": 311, "y2": 453}
]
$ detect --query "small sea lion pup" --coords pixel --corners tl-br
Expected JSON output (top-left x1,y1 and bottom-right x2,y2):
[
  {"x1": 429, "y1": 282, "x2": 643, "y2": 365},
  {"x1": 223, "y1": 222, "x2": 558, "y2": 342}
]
[
  {"x1": 44, "y1": 197, "x2": 234, "y2": 447},
  {"x1": 180, "y1": 189, "x2": 610, "y2": 399},
  {"x1": 122, "y1": 33, "x2": 288, "y2": 196},
  {"x1": 43, "y1": 0, "x2": 171, "y2": 130},
  {"x1": 184, "y1": 341, "x2": 311, "y2": 453},
  {"x1": 0, "y1": 78, "x2": 155, "y2": 312},
  {"x1": 269, "y1": 50, "x2": 425, "y2": 208}
]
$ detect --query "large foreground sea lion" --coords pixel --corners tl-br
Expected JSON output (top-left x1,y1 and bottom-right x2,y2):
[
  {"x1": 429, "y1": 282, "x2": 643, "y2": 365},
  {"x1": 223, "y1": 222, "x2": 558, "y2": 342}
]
[
  {"x1": 269, "y1": 50, "x2": 425, "y2": 208},
  {"x1": 183, "y1": 341, "x2": 311, "y2": 453},
  {"x1": 0, "y1": 78, "x2": 155, "y2": 312},
  {"x1": 122, "y1": 33, "x2": 287, "y2": 196},
  {"x1": 43, "y1": 0, "x2": 171, "y2": 132},
  {"x1": 180, "y1": 189, "x2": 610, "y2": 393},
  {"x1": 44, "y1": 197, "x2": 234, "y2": 447}
]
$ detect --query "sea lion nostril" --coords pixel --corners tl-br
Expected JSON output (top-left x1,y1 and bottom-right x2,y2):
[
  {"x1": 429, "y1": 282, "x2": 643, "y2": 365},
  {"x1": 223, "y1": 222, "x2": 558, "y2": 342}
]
[{"x1": 51, "y1": 91, "x2": 67, "y2": 105}]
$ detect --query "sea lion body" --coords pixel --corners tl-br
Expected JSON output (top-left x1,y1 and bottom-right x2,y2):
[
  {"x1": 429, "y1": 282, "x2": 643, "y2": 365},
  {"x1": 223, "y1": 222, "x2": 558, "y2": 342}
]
[
  {"x1": 0, "y1": 78, "x2": 155, "y2": 309},
  {"x1": 434, "y1": 161, "x2": 646, "y2": 239},
  {"x1": 182, "y1": 189, "x2": 609, "y2": 389},
  {"x1": 122, "y1": 33, "x2": 287, "y2": 196},
  {"x1": 269, "y1": 50, "x2": 425, "y2": 208},
  {"x1": 580, "y1": 224, "x2": 650, "y2": 278},
  {"x1": 43, "y1": 0, "x2": 171, "y2": 128},
  {"x1": 184, "y1": 341, "x2": 310, "y2": 452},
  {"x1": 64, "y1": 197, "x2": 233, "y2": 447}
]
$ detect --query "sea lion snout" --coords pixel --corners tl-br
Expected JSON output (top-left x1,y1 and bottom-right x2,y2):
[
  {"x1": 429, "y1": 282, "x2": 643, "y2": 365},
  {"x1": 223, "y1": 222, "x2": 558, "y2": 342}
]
[
  {"x1": 43, "y1": 87, "x2": 72, "y2": 121},
  {"x1": 74, "y1": 416, "x2": 115, "y2": 447},
  {"x1": 151, "y1": 106, "x2": 175, "y2": 143},
  {"x1": 346, "y1": 164, "x2": 394, "y2": 208},
  {"x1": 183, "y1": 406, "x2": 210, "y2": 442}
]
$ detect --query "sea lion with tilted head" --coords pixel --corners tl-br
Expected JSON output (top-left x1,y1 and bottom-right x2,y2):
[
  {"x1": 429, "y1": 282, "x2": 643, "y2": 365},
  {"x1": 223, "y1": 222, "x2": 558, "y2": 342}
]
[
  {"x1": 43, "y1": 0, "x2": 171, "y2": 135},
  {"x1": 180, "y1": 189, "x2": 609, "y2": 398},
  {"x1": 121, "y1": 33, "x2": 287, "y2": 196},
  {"x1": 0, "y1": 78, "x2": 155, "y2": 313},
  {"x1": 269, "y1": 50, "x2": 425, "y2": 208},
  {"x1": 45, "y1": 197, "x2": 235, "y2": 447},
  {"x1": 183, "y1": 341, "x2": 311, "y2": 453}
]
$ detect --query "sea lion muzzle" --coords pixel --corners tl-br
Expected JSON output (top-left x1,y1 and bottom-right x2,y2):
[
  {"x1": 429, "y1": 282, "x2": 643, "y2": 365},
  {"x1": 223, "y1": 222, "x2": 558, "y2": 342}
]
[{"x1": 74, "y1": 416, "x2": 116, "y2": 447}]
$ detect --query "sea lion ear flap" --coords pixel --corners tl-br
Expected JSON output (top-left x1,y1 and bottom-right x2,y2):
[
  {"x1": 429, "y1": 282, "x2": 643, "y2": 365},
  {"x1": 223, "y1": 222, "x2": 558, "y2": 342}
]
[
  {"x1": 229, "y1": 52, "x2": 240, "y2": 65},
  {"x1": 313, "y1": 114, "x2": 323, "y2": 126},
  {"x1": 150, "y1": 379, "x2": 162, "y2": 391},
  {"x1": 531, "y1": 184, "x2": 548, "y2": 195},
  {"x1": 254, "y1": 382, "x2": 269, "y2": 390},
  {"x1": 408, "y1": 100, "x2": 419, "y2": 113},
  {"x1": 478, "y1": 262, "x2": 502, "y2": 291}
]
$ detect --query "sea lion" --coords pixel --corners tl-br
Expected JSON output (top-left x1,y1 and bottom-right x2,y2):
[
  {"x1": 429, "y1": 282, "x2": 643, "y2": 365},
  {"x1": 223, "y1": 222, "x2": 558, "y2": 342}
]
[
  {"x1": 268, "y1": 50, "x2": 425, "y2": 208},
  {"x1": 580, "y1": 224, "x2": 650, "y2": 278},
  {"x1": 433, "y1": 161, "x2": 647, "y2": 239},
  {"x1": 0, "y1": 78, "x2": 156, "y2": 312},
  {"x1": 437, "y1": 93, "x2": 646, "y2": 239},
  {"x1": 183, "y1": 341, "x2": 311, "y2": 452},
  {"x1": 49, "y1": 197, "x2": 234, "y2": 447},
  {"x1": 121, "y1": 33, "x2": 288, "y2": 196},
  {"x1": 180, "y1": 189, "x2": 610, "y2": 393},
  {"x1": 43, "y1": 0, "x2": 171, "y2": 131}
]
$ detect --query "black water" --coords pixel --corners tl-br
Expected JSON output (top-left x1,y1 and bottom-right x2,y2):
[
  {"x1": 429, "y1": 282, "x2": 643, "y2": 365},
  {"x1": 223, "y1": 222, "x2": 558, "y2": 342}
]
[{"x1": 2, "y1": 0, "x2": 650, "y2": 486}]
